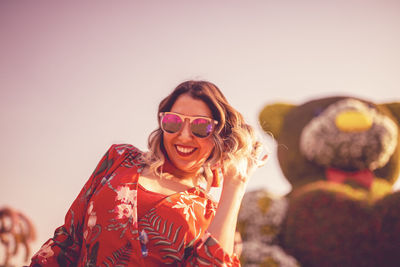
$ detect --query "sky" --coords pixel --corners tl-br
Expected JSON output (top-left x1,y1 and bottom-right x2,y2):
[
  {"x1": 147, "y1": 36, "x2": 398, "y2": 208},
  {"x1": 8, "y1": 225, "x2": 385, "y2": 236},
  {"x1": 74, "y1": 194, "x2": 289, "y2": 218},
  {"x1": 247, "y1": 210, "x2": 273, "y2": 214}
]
[{"x1": 1, "y1": 0, "x2": 400, "y2": 265}]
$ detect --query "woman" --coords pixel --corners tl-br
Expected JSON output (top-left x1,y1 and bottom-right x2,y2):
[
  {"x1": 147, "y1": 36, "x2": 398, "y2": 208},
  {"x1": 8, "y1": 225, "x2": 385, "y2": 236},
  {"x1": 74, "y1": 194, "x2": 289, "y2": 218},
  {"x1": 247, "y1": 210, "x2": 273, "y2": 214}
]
[{"x1": 29, "y1": 80, "x2": 267, "y2": 266}]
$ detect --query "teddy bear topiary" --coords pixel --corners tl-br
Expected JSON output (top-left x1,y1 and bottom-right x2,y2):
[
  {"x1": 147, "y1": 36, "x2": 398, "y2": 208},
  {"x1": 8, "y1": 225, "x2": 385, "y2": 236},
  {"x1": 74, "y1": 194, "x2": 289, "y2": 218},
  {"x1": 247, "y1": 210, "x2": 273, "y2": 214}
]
[
  {"x1": 237, "y1": 189, "x2": 300, "y2": 266},
  {"x1": 257, "y1": 96, "x2": 400, "y2": 267}
]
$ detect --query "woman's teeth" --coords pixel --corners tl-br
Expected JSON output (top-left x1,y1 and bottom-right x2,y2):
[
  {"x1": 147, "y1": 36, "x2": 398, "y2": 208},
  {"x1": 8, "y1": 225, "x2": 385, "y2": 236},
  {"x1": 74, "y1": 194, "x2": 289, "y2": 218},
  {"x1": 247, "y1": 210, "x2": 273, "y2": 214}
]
[{"x1": 176, "y1": 145, "x2": 196, "y2": 155}]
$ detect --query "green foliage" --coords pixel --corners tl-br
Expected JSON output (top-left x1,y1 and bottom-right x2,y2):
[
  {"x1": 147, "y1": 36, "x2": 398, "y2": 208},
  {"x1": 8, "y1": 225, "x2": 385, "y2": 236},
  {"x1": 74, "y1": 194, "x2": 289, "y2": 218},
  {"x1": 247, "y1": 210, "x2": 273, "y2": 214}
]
[
  {"x1": 383, "y1": 102, "x2": 400, "y2": 124},
  {"x1": 258, "y1": 103, "x2": 295, "y2": 139},
  {"x1": 373, "y1": 191, "x2": 400, "y2": 267},
  {"x1": 260, "y1": 257, "x2": 280, "y2": 267},
  {"x1": 257, "y1": 196, "x2": 272, "y2": 214},
  {"x1": 282, "y1": 182, "x2": 378, "y2": 267},
  {"x1": 258, "y1": 97, "x2": 400, "y2": 267}
]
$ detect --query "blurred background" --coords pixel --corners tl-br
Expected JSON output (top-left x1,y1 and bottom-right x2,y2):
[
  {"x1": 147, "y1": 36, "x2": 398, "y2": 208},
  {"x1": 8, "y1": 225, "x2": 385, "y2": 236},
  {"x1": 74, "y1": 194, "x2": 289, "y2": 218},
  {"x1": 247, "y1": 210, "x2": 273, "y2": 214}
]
[{"x1": 1, "y1": 0, "x2": 399, "y2": 265}]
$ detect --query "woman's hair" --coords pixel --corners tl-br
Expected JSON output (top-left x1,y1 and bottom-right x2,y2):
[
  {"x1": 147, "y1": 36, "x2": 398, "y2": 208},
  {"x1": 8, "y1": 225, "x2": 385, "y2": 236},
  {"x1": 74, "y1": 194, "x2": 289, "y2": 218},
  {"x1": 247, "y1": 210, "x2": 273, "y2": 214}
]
[{"x1": 144, "y1": 80, "x2": 262, "y2": 190}]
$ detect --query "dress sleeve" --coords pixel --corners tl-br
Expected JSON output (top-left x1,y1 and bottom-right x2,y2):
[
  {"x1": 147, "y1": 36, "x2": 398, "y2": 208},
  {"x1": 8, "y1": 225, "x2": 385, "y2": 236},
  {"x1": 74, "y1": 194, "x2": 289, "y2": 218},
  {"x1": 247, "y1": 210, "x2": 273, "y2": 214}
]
[
  {"x1": 183, "y1": 232, "x2": 241, "y2": 267},
  {"x1": 29, "y1": 144, "x2": 127, "y2": 267}
]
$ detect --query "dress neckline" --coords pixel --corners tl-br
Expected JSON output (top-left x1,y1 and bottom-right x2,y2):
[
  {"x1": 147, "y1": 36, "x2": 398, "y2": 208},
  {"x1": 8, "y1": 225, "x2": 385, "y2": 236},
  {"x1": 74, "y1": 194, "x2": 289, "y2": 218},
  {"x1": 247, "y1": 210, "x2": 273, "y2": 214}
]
[{"x1": 137, "y1": 183, "x2": 167, "y2": 196}]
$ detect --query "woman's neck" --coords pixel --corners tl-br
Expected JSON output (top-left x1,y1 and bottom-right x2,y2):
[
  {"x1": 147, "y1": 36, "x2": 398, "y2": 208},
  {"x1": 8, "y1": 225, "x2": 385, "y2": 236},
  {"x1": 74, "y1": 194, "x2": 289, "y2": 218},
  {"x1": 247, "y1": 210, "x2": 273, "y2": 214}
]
[
  {"x1": 162, "y1": 158, "x2": 201, "y2": 180},
  {"x1": 140, "y1": 166, "x2": 196, "y2": 195}
]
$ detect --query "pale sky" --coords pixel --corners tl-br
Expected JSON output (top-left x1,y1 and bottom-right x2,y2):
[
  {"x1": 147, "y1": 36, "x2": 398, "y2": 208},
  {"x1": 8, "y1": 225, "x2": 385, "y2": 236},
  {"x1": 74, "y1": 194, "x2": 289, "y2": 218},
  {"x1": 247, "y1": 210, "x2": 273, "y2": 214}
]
[{"x1": 1, "y1": 0, "x2": 400, "y2": 265}]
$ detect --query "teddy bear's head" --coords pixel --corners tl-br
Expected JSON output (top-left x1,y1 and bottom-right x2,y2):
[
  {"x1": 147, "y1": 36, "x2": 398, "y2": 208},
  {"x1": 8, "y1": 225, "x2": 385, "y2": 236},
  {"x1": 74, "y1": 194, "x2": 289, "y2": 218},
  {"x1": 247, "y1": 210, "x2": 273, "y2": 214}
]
[
  {"x1": 259, "y1": 96, "x2": 400, "y2": 266},
  {"x1": 259, "y1": 96, "x2": 400, "y2": 193}
]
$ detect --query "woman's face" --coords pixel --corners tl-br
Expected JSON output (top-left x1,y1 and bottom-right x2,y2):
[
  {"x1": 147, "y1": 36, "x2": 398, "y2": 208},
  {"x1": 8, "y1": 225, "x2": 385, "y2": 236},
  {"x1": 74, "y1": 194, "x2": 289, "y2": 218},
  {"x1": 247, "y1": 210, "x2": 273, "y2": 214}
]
[{"x1": 163, "y1": 94, "x2": 215, "y2": 174}]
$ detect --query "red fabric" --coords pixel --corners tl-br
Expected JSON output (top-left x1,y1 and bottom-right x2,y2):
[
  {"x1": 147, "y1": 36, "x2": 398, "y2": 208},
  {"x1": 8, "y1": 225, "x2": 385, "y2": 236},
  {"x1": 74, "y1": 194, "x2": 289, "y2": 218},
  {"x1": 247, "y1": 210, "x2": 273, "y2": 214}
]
[
  {"x1": 325, "y1": 167, "x2": 374, "y2": 189},
  {"x1": 137, "y1": 184, "x2": 166, "y2": 219},
  {"x1": 29, "y1": 144, "x2": 240, "y2": 267}
]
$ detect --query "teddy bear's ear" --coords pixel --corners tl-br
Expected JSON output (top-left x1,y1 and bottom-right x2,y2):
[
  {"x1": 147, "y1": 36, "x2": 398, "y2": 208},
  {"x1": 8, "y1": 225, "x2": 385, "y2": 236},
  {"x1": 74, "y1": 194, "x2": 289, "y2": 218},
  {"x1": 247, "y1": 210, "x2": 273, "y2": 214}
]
[
  {"x1": 259, "y1": 103, "x2": 295, "y2": 139},
  {"x1": 379, "y1": 102, "x2": 400, "y2": 124}
]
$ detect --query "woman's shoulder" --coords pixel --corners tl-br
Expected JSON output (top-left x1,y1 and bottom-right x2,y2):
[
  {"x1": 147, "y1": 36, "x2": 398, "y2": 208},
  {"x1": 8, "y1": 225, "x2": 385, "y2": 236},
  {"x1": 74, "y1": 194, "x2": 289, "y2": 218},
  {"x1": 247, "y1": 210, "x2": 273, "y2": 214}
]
[
  {"x1": 108, "y1": 144, "x2": 143, "y2": 155},
  {"x1": 106, "y1": 144, "x2": 146, "y2": 165}
]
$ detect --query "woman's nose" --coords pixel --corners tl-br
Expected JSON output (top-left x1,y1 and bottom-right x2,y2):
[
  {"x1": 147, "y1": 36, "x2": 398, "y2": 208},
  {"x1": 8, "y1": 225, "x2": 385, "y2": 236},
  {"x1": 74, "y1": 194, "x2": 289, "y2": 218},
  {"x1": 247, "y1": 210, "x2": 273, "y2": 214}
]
[{"x1": 178, "y1": 120, "x2": 193, "y2": 139}]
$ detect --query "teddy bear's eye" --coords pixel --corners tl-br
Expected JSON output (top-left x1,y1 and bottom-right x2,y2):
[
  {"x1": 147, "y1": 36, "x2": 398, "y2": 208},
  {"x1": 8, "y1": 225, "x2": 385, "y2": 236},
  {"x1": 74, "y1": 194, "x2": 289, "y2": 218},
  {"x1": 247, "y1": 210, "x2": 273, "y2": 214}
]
[
  {"x1": 313, "y1": 107, "x2": 324, "y2": 117},
  {"x1": 366, "y1": 102, "x2": 375, "y2": 109}
]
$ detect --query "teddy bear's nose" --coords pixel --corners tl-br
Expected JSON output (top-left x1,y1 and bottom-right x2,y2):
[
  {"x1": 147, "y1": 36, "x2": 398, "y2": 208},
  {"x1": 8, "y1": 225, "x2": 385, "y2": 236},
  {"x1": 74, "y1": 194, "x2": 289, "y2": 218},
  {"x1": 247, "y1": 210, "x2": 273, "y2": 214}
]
[{"x1": 335, "y1": 110, "x2": 373, "y2": 132}]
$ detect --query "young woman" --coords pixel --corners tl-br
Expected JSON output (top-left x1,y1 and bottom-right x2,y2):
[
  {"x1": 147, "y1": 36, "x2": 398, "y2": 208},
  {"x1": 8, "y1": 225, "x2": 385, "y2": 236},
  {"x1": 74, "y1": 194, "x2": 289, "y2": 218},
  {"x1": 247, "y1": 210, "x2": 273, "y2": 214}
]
[{"x1": 29, "y1": 80, "x2": 267, "y2": 266}]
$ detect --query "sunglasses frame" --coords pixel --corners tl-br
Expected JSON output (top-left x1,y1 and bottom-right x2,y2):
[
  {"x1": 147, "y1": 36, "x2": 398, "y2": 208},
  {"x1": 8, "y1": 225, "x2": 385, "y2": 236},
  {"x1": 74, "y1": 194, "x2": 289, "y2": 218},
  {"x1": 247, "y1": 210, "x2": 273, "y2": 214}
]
[{"x1": 159, "y1": 112, "x2": 218, "y2": 138}]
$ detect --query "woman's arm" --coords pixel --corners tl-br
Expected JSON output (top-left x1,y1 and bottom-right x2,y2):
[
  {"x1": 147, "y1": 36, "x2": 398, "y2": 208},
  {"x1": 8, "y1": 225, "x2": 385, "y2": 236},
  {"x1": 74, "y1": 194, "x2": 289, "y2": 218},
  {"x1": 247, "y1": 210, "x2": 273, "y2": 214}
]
[
  {"x1": 207, "y1": 153, "x2": 268, "y2": 256},
  {"x1": 29, "y1": 144, "x2": 129, "y2": 266},
  {"x1": 183, "y1": 155, "x2": 267, "y2": 267},
  {"x1": 206, "y1": 179, "x2": 246, "y2": 255}
]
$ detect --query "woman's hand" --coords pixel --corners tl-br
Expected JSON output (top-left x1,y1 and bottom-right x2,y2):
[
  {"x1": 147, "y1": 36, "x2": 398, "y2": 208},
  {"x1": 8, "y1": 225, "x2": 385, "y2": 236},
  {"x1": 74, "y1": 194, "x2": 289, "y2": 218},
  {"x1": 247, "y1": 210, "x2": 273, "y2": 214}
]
[{"x1": 222, "y1": 142, "x2": 268, "y2": 187}]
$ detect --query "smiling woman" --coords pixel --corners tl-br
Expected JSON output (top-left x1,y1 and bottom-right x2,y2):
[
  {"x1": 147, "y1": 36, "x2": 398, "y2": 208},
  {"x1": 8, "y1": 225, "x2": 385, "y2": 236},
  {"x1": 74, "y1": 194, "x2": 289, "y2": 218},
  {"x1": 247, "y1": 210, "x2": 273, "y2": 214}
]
[
  {"x1": 161, "y1": 95, "x2": 216, "y2": 179},
  {"x1": 28, "y1": 80, "x2": 267, "y2": 267}
]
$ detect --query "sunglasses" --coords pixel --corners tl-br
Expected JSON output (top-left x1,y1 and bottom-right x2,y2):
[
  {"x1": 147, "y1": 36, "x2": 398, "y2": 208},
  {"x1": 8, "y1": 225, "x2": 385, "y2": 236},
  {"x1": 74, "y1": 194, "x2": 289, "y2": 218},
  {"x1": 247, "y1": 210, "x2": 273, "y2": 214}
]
[{"x1": 159, "y1": 112, "x2": 218, "y2": 138}]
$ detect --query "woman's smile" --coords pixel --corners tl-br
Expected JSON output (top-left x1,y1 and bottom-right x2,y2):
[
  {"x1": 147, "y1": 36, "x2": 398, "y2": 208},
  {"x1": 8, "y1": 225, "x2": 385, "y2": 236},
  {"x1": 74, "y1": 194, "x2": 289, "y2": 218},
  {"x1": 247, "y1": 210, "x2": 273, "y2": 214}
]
[{"x1": 175, "y1": 145, "x2": 197, "y2": 157}]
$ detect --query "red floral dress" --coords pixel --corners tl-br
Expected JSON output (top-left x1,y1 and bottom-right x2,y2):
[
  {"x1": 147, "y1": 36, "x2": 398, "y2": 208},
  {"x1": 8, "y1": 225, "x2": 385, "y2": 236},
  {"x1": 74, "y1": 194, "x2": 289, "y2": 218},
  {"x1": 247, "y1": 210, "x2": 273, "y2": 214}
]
[{"x1": 30, "y1": 144, "x2": 240, "y2": 266}]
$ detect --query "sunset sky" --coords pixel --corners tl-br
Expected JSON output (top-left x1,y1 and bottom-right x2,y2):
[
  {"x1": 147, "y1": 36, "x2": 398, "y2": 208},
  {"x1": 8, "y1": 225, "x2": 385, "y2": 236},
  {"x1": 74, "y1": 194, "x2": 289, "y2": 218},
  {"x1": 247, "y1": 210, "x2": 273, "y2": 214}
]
[{"x1": 1, "y1": 0, "x2": 399, "y2": 264}]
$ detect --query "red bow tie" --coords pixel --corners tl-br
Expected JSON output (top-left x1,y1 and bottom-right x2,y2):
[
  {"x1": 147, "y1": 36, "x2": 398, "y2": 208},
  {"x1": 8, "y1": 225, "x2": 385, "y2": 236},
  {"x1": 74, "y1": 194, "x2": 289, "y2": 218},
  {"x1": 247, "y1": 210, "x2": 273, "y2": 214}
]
[{"x1": 325, "y1": 168, "x2": 374, "y2": 189}]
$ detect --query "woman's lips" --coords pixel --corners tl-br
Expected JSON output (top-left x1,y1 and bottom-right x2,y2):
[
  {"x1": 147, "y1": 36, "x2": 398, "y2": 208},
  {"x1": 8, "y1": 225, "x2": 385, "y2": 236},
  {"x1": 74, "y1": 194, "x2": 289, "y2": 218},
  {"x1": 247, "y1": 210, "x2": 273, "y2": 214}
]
[{"x1": 175, "y1": 145, "x2": 197, "y2": 157}]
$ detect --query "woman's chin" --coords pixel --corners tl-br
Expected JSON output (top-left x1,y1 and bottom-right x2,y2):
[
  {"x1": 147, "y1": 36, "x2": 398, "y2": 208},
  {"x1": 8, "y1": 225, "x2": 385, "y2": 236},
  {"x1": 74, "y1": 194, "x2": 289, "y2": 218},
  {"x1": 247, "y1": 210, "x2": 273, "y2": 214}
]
[{"x1": 171, "y1": 162, "x2": 200, "y2": 177}]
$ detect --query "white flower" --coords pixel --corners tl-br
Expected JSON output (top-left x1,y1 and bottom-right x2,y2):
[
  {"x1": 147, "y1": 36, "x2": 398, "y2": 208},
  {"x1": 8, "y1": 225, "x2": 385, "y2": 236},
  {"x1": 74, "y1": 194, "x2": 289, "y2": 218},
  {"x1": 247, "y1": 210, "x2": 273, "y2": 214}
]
[
  {"x1": 116, "y1": 186, "x2": 136, "y2": 204},
  {"x1": 88, "y1": 214, "x2": 97, "y2": 228},
  {"x1": 87, "y1": 201, "x2": 97, "y2": 228},
  {"x1": 84, "y1": 201, "x2": 98, "y2": 240},
  {"x1": 172, "y1": 200, "x2": 197, "y2": 221},
  {"x1": 87, "y1": 201, "x2": 94, "y2": 214},
  {"x1": 115, "y1": 203, "x2": 134, "y2": 219},
  {"x1": 172, "y1": 192, "x2": 207, "y2": 221}
]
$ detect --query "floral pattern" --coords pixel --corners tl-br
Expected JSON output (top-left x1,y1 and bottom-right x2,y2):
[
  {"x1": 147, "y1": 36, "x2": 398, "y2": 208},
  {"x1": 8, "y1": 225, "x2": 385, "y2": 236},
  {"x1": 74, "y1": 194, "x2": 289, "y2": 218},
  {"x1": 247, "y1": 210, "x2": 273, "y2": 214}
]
[
  {"x1": 172, "y1": 192, "x2": 207, "y2": 221},
  {"x1": 114, "y1": 186, "x2": 137, "y2": 221},
  {"x1": 83, "y1": 201, "x2": 97, "y2": 240},
  {"x1": 34, "y1": 240, "x2": 55, "y2": 263},
  {"x1": 29, "y1": 144, "x2": 239, "y2": 266},
  {"x1": 116, "y1": 186, "x2": 137, "y2": 204}
]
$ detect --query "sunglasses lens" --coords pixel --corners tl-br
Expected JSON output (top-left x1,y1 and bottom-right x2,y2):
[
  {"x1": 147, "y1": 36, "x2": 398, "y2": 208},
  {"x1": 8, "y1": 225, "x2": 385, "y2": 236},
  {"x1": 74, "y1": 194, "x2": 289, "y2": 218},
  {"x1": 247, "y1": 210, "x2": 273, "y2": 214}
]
[
  {"x1": 161, "y1": 113, "x2": 215, "y2": 138},
  {"x1": 161, "y1": 114, "x2": 182, "y2": 133},
  {"x1": 191, "y1": 118, "x2": 214, "y2": 138}
]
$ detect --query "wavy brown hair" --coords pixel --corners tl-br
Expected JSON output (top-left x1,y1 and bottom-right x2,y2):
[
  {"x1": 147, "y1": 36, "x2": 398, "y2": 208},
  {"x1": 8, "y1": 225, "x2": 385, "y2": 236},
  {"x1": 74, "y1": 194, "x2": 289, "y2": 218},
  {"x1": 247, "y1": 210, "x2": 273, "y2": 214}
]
[{"x1": 144, "y1": 80, "x2": 262, "y2": 190}]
